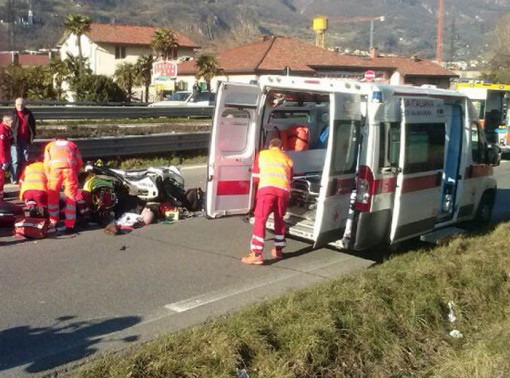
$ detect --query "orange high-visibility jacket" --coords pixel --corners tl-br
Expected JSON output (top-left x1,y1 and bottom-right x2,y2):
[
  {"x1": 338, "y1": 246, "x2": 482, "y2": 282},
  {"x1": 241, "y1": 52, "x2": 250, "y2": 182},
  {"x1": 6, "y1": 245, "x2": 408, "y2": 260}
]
[
  {"x1": 19, "y1": 162, "x2": 47, "y2": 199},
  {"x1": 44, "y1": 140, "x2": 83, "y2": 173},
  {"x1": 280, "y1": 125, "x2": 309, "y2": 151},
  {"x1": 256, "y1": 147, "x2": 293, "y2": 192}
]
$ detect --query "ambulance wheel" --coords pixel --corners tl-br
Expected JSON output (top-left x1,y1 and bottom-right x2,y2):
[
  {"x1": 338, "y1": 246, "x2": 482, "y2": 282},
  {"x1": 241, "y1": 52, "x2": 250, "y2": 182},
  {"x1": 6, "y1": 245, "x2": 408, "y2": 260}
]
[{"x1": 474, "y1": 192, "x2": 494, "y2": 225}]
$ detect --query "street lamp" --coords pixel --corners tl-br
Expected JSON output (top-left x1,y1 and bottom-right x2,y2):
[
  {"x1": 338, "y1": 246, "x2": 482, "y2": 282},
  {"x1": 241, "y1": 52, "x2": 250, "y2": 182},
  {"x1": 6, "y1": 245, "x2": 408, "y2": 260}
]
[{"x1": 369, "y1": 16, "x2": 385, "y2": 51}]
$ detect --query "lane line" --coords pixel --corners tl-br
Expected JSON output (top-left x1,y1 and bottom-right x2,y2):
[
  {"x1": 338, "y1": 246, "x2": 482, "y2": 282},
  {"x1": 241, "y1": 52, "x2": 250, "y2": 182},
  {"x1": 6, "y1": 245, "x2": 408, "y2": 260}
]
[
  {"x1": 180, "y1": 164, "x2": 207, "y2": 171},
  {"x1": 164, "y1": 255, "x2": 354, "y2": 313}
]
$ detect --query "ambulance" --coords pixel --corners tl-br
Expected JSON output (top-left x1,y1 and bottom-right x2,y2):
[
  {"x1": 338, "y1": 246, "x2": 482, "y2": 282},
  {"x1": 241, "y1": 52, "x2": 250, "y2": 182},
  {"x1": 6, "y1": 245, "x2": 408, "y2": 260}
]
[{"x1": 206, "y1": 76, "x2": 500, "y2": 251}]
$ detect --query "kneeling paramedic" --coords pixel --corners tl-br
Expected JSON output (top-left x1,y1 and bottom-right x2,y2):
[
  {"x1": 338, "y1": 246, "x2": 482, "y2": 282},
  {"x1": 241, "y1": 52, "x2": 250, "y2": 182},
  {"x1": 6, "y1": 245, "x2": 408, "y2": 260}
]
[
  {"x1": 19, "y1": 160, "x2": 48, "y2": 217},
  {"x1": 44, "y1": 137, "x2": 83, "y2": 232},
  {"x1": 242, "y1": 138, "x2": 293, "y2": 265}
]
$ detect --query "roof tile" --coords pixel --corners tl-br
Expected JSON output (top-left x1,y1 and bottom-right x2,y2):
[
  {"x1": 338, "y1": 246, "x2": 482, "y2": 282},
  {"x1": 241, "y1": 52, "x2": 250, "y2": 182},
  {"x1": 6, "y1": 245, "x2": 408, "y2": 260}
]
[{"x1": 87, "y1": 23, "x2": 199, "y2": 48}]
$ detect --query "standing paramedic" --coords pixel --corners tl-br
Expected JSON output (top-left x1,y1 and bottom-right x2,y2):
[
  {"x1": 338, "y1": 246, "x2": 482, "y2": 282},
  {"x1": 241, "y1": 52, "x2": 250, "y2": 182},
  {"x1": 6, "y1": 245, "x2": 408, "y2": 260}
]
[
  {"x1": 242, "y1": 138, "x2": 293, "y2": 265},
  {"x1": 44, "y1": 137, "x2": 83, "y2": 232},
  {"x1": 11, "y1": 97, "x2": 36, "y2": 184},
  {"x1": 0, "y1": 114, "x2": 13, "y2": 202}
]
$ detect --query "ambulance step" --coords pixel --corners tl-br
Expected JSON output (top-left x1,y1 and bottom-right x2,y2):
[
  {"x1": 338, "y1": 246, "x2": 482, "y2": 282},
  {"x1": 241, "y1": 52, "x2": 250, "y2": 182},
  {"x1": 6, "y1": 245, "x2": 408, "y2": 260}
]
[
  {"x1": 265, "y1": 215, "x2": 315, "y2": 241},
  {"x1": 420, "y1": 227, "x2": 466, "y2": 245}
]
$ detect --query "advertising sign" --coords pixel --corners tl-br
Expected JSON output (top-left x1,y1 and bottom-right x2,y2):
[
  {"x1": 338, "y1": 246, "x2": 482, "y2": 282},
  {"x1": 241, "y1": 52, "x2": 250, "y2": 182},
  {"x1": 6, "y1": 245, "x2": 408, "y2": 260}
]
[{"x1": 152, "y1": 60, "x2": 178, "y2": 90}]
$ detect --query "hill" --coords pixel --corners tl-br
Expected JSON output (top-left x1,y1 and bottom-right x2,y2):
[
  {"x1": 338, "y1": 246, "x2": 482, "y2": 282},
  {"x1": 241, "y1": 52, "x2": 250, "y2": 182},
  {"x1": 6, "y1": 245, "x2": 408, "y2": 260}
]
[{"x1": 1, "y1": 0, "x2": 509, "y2": 60}]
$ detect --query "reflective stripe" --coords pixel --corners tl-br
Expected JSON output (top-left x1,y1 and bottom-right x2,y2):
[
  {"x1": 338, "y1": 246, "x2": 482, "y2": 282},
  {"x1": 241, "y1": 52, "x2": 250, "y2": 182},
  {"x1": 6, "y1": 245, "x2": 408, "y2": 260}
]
[
  {"x1": 251, "y1": 235, "x2": 264, "y2": 243},
  {"x1": 24, "y1": 178, "x2": 45, "y2": 184},
  {"x1": 251, "y1": 244, "x2": 263, "y2": 251},
  {"x1": 274, "y1": 241, "x2": 286, "y2": 247},
  {"x1": 274, "y1": 235, "x2": 285, "y2": 240},
  {"x1": 48, "y1": 205, "x2": 59, "y2": 210}
]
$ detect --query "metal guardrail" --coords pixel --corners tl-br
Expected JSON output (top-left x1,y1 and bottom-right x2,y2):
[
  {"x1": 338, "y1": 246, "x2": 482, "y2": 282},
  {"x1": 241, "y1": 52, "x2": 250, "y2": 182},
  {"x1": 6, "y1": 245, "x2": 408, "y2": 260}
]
[
  {"x1": 30, "y1": 132, "x2": 211, "y2": 159},
  {"x1": 0, "y1": 106, "x2": 214, "y2": 121}
]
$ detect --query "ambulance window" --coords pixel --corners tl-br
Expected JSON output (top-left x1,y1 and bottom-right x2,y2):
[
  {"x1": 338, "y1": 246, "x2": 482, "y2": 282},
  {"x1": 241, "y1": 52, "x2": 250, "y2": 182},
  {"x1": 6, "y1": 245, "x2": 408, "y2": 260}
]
[
  {"x1": 217, "y1": 109, "x2": 251, "y2": 154},
  {"x1": 379, "y1": 122, "x2": 400, "y2": 168},
  {"x1": 471, "y1": 121, "x2": 487, "y2": 163},
  {"x1": 404, "y1": 123, "x2": 445, "y2": 174},
  {"x1": 331, "y1": 120, "x2": 359, "y2": 174}
]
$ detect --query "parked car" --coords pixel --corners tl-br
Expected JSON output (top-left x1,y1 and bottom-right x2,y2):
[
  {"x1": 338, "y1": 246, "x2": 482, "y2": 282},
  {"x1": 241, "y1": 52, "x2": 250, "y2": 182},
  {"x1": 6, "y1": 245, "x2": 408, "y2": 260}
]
[
  {"x1": 148, "y1": 91, "x2": 215, "y2": 108},
  {"x1": 148, "y1": 91, "x2": 192, "y2": 107}
]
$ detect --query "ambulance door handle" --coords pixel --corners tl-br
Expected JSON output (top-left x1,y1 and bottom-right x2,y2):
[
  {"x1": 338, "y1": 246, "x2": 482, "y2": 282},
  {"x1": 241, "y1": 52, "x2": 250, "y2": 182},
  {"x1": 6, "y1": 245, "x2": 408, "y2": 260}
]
[{"x1": 435, "y1": 171, "x2": 443, "y2": 186}]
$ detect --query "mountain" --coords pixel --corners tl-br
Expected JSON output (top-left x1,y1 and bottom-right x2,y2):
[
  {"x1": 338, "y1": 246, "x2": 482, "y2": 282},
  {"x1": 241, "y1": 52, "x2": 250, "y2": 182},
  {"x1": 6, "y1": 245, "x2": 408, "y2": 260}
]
[{"x1": 1, "y1": 0, "x2": 510, "y2": 61}]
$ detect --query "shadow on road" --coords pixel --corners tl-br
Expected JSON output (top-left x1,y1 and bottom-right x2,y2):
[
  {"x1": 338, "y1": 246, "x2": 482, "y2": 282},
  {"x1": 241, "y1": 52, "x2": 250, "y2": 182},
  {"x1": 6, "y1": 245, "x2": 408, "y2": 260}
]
[{"x1": 0, "y1": 315, "x2": 141, "y2": 374}]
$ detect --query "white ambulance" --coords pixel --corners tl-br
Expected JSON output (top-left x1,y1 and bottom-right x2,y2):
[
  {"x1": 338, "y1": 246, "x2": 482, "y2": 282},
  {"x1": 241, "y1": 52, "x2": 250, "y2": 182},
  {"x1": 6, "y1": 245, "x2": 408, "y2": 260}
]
[{"x1": 206, "y1": 76, "x2": 500, "y2": 250}]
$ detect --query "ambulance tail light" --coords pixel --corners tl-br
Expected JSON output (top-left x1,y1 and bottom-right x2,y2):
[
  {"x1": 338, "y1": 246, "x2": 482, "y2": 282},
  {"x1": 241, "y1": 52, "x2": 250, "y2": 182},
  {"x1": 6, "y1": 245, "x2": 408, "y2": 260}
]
[{"x1": 355, "y1": 165, "x2": 374, "y2": 212}]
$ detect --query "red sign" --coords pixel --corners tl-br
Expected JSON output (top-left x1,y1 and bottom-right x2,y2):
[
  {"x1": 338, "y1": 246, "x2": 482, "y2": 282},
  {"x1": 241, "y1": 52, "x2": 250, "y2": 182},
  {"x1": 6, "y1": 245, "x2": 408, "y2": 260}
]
[
  {"x1": 364, "y1": 70, "x2": 376, "y2": 82},
  {"x1": 153, "y1": 61, "x2": 178, "y2": 78}
]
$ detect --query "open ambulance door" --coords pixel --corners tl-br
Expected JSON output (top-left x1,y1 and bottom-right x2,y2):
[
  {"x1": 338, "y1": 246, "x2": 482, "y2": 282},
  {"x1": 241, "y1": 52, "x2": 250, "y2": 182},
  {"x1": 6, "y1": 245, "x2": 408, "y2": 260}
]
[
  {"x1": 206, "y1": 82, "x2": 262, "y2": 218},
  {"x1": 313, "y1": 92, "x2": 362, "y2": 248},
  {"x1": 389, "y1": 97, "x2": 446, "y2": 243}
]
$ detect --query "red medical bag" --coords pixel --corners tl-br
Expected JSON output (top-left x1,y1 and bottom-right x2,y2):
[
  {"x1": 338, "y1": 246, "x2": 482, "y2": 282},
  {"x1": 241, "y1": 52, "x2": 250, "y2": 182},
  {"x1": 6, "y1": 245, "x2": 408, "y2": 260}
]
[{"x1": 14, "y1": 217, "x2": 49, "y2": 239}]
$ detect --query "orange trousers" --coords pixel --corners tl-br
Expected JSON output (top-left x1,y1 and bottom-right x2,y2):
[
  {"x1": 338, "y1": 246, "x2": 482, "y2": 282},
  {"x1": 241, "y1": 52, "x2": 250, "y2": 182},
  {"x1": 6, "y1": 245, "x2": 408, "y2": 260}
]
[{"x1": 47, "y1": 167, "x2": 79, "y2": 228}]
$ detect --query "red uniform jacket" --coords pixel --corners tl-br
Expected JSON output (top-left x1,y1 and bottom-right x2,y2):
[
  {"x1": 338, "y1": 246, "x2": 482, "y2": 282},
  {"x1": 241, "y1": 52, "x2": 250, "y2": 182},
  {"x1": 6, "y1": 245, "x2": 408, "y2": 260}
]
[{"x1": 0, "y1": 123, "x2": 12, "y2": 164}]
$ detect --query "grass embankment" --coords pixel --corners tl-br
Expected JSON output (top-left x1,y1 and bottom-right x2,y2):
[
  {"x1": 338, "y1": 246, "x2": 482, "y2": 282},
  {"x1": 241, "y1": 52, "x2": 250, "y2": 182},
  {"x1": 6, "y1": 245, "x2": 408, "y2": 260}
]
[
  {"x1": 37, "y1": 118, "x2": 210, "y2": 139},
  {"x1": 75, "y1": 224, "x2": 510, "y2": 377}
]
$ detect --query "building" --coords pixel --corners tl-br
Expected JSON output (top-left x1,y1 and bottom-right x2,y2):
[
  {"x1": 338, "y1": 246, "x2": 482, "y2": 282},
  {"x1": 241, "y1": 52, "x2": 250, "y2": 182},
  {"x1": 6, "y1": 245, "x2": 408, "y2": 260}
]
[
  {"x1": 0, "y1": 51, "x2": 50, "y2": 67},
  {"x1": 58, "y1": 23, "x2": 200, "y2": 100},
  {"x1": 177, "y1": 35, "x2": 457, "y2": 91}
]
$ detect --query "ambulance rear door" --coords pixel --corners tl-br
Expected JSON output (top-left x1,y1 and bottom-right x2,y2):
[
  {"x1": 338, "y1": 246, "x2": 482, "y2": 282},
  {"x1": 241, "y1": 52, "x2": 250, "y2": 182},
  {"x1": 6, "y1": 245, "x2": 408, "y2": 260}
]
[
  {"x1": 206, "y1": 82, "x2": 262, "y2": 218},
  {"x1": 390, "y1": 97, "x2": 446, "y2": 243},
  {"x1": 313, "y1": 92, "x2": 362, "y2": 247}
]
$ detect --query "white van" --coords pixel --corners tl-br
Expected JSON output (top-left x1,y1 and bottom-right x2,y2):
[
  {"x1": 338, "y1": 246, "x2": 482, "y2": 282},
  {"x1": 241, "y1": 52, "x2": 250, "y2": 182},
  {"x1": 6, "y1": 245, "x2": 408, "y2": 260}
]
[{"x1": 206, "y1": 76, "x2": 500, "y2": 250}]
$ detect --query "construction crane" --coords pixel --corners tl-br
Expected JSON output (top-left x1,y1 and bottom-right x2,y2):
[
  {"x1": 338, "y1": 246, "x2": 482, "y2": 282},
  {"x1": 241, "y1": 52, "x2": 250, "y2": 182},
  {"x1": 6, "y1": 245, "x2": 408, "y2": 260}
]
[
  {"x1": 436, "y1": 0, "x2": 444, "y2": 63},
  {"x1": 312, "y1": 15, "x2": 386, "y2": 49}
]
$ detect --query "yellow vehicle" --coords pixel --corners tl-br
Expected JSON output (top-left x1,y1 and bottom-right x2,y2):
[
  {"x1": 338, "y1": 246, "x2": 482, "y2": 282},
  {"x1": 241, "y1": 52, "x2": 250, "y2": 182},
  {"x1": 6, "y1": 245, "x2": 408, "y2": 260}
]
[{"x1": 455, "y1": 81, "x2": 510, "y2": 151}]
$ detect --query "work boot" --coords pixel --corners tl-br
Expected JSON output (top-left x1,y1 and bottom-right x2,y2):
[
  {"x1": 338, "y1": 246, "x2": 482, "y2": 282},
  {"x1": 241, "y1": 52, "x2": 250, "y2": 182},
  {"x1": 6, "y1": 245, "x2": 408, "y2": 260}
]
[
  {"x1": 271, "y1": 248, "x2": 283, "y2": 260},
  {"x1": 241, "y1": 252, "x2": 263, "y2": 265}
]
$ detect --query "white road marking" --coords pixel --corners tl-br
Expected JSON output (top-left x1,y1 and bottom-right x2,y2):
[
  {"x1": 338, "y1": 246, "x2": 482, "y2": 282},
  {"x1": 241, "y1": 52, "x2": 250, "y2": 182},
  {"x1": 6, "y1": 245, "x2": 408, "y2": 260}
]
[{"x1": 164, "y1": 256, "x2": 353, "y2": 313}]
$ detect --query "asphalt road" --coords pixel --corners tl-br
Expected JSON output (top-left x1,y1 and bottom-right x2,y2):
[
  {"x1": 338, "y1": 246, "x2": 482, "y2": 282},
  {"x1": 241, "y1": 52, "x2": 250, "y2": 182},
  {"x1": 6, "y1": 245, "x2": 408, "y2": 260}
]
[{"x1": 1, "y1": 162, "x2": 510, "y2": 377}]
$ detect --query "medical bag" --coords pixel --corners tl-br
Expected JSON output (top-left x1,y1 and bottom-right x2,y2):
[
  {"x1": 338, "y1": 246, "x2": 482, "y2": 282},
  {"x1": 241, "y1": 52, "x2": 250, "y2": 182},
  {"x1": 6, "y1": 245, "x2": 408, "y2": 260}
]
[{"x1": 14, "y1": 217, "x2": 49, "y2": 239}]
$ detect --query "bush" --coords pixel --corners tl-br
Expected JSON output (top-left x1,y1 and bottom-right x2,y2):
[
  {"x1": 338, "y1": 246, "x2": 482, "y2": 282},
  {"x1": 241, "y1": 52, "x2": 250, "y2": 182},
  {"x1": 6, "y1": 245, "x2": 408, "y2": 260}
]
[{"x1": 72, "y1": 74, "x2": 127, "y2": 103}]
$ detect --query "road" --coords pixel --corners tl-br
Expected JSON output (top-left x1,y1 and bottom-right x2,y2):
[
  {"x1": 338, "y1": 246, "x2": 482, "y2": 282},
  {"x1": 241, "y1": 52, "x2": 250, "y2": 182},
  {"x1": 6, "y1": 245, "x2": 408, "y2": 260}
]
[{"x1": 1, "y1": 162, "x2": 510, "y2": 377}]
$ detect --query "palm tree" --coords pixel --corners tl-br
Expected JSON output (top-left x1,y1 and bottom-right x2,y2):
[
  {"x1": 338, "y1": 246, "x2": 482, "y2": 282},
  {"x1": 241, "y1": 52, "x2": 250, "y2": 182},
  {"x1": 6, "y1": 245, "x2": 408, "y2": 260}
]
[
  {"x1": 136, "y1": 54, "x2": 154, "y2": 103},
  {"x1": 64, "y1": 14, "x2": 91, "y2": 75},
  {"x1": 151, "y1": 27, "x2": 179, "y2": 61},
  {"x1": 49, "y1": 59, "x2": 68, "y2": 100},
  {"x1": 195, "y1": 54, "x2": 220, "y2": 91},
  {"x1": 114, "y1": 62, "x2": 140, "y2": 102}
]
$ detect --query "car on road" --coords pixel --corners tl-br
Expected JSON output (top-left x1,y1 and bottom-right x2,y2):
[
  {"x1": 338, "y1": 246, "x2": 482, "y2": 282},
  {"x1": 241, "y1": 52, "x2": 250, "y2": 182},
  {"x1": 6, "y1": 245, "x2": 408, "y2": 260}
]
[{"x1": 148, "y1": 91, "x2": 215, "y2": 108}]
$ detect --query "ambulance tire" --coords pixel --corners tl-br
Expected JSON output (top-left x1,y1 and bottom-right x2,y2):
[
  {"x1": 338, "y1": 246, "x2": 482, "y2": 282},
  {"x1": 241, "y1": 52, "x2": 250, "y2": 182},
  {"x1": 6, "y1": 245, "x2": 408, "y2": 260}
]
[{"x1": 474, "y1": 191, "x2": 495, "y2": 225}]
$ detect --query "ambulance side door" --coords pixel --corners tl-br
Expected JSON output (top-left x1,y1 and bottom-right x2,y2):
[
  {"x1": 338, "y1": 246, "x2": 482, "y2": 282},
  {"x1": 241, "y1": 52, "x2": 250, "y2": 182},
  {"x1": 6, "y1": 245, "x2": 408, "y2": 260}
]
[
  {"x1": 313, "y1": 92, "x2": 361, "y2": 247},
  {"x1": 390, "y1": 97, "x2": 446, "y2": 243},
  {"x1": 206, "y1": 83, "x2": 262, "y2": 218}
]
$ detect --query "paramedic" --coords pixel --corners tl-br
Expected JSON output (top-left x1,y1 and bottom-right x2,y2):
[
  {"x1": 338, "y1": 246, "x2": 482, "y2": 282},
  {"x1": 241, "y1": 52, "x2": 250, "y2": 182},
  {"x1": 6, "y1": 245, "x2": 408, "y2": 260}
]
[
  {"x1": 242, "y1": 138, "x2": 293, "y2": 265},
  {"x1": 44, "y1": 137, "x2": 83, "y2": 232},
  {"x1": 0, "y1": 114, "x2": 13, "y2": 202},
  {"x1": 19, "y1": 160, "x2": 48, "y2": 216},
  {"x1": 11, "y1": 97, "x2": 36, "y2": 184}
]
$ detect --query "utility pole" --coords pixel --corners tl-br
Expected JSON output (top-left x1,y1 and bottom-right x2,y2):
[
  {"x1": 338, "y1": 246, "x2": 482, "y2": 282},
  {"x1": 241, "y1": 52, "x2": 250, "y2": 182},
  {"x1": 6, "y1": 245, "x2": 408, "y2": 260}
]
[{"x1": 436, "y1": 0, "x2": 444, "y2": 63}]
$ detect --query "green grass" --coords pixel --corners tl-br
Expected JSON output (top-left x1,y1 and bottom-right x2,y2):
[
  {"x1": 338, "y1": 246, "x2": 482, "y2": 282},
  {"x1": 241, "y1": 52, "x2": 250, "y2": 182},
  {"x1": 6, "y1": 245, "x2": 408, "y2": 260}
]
[
  {"x1": 74, "y1": 223, "x2": 510, "y2": 377},
  {"x1": 87, "y1": 151, "x2": 208, "y2": 170}
]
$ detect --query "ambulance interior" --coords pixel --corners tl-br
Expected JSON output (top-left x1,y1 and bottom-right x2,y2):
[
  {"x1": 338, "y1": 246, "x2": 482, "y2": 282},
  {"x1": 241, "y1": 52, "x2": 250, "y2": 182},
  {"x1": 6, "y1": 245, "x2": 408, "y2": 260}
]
[{"x1": 260, "y1": 90, "x2": 331, "y2": 223}]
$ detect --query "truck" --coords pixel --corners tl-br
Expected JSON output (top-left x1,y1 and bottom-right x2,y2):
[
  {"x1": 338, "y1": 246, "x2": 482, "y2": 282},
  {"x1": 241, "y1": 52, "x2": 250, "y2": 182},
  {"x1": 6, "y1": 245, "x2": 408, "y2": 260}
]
[{"x1": 206, "y1": 76, "x2": 500, "y2": 251}]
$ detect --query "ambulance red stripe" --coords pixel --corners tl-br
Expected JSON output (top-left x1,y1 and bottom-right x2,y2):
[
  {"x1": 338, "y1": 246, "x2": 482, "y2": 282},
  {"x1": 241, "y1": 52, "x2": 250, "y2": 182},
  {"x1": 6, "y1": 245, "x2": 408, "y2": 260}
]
[{"x1": 217, "y1": 181, "x2": 251, "y2": 196}]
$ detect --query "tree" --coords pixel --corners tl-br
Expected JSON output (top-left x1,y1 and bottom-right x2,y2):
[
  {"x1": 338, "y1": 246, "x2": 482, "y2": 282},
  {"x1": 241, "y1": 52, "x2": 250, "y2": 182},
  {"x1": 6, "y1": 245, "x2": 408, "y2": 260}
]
[
  {"x1": 151, "y1": 27, "x2": 179, "y2": 61},
  {"x1": 74, "y1": 74, "x2": 127, "y2": 103},
  {"x1": 485, "y1": 13, "x2": 510, "y2": 83},
  {"x1": 195, "y1": 54, "x2": 220, "y2": 91},
  {"x1": 64, "y1": 14, "x2": 91, "y2": 76},
  {"x1": 114, "y1": 62, "x2": 140, "y2": 102},
  {"x1": 49, "y1": 59, "x2": 68, "y2": 100},
  {"x1": 136, "y1": 54, "x2": 154, "y2": 103}
]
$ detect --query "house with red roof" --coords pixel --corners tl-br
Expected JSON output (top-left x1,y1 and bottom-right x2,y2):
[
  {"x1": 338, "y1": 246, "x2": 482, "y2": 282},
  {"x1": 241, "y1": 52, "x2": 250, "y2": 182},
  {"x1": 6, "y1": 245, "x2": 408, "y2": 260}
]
[
  {"x1": 58, "y1": 23, "x2": 200, "y2": 80},
  {"x1": 177, "y1": 35, "x2": 457, "y2": 91}
]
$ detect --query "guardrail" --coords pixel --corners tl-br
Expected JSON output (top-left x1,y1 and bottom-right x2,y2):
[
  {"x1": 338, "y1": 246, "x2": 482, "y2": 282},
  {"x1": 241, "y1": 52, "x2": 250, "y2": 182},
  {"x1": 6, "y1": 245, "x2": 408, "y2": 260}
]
[
  {"x1": 0, "y1": 106, "x2": 214, "y2": 121},
  {"x1": 29, "y1": 132, "x2": 211, "y2": 159}
]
